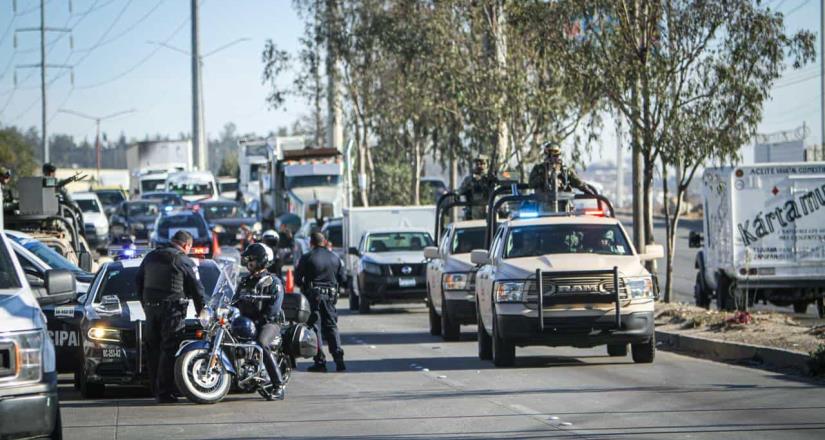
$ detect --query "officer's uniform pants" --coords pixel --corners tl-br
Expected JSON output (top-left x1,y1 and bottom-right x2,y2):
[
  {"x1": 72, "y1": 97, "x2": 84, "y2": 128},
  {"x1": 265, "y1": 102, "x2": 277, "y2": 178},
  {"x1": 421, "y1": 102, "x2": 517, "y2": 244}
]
[
  {"x1": 310, "y1": 295, "x2": 343, "y2": 364},
  {"x1": 144, "y1": 301, "x2": 185, "y2": 397},
  {"x1": 257, "y1": 323, "x2": 284, "y2": 385}
]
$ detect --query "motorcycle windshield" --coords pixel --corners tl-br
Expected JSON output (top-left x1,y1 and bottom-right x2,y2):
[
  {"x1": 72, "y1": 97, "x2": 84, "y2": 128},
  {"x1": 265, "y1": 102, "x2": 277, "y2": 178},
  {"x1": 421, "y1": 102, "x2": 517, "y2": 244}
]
[{"x1": 208, "y1": 263, "x2": 239, "y2": 310}]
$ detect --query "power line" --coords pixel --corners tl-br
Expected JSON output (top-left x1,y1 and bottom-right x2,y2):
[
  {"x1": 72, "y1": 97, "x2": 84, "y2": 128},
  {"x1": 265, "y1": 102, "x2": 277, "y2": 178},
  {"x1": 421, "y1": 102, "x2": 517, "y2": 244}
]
[
  {"x1": 772, "y1": 72, "x2": 820, "y2": 89},
  {"x1": 784, "y1": 0, "x2": 812, "y2": 16},
  {"x1": 73, "y1": 0, "x2": 166, "y2": 53}
]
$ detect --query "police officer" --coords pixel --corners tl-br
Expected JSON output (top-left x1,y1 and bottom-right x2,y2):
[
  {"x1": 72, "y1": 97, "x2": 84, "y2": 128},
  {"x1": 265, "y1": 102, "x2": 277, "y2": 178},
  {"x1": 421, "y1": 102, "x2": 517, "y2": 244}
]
[
  {"x1": 295, "y1": 232, "x2": 346, "y2": 372},
  {"x1": 458, "y1": 154, "x2": 497, "y2": 220},
  {"x1": 136, "y1": 230, "x2": 207, "y2": 403},
  {"x1": 528, "y1": 142, "x2": 597, "y2": 196},
  {"x1": 237, "y1": 243, "x2": 286, "y2": 400},
  {"x1": 260, "y1": 229, "x2": 283, "y2": 279}
]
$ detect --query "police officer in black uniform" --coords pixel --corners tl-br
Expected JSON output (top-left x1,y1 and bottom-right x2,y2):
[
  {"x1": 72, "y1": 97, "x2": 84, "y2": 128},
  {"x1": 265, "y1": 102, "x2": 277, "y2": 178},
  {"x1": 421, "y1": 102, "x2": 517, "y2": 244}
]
[
  {"x1": 136, "y1": 230, "x2": 206, "y2": 403},
  {"x1": 237, "y1": 243, "x2": 287, "y2": 400},
  {"x1": 295, "y1": 232, "x2": 346, "y2": 372}
]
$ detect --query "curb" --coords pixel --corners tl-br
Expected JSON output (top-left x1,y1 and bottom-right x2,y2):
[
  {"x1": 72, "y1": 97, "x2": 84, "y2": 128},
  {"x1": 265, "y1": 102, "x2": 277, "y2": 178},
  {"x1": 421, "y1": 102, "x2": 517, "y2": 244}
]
[{"x1": 655, "y1": 329, "x2": 811, "y2": 375}]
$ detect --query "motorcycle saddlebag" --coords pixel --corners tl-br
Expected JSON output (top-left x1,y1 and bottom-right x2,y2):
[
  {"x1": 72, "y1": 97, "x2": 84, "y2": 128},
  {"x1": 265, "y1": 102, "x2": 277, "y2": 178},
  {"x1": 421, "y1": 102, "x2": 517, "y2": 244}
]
[
  {"x1": 285, "y1": 323, "x2": 319, "y2": 359},
  {"x1": 282, "y1": 292, "x2": 311, "y2": 323}
]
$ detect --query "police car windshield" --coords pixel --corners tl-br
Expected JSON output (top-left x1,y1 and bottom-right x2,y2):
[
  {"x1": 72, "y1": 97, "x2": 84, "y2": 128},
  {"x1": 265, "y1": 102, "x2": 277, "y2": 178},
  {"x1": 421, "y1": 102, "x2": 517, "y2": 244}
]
[
  {"x1": 157, "y1": 214, "x2": 208, "y2": 239},
  {"x1": 365, "y1": 232, "x2": 433, "y2": 253},
  {"x1": 504, "y1": 224, "x2": 632, "y2": 258},
  {"x1": 127, "y1": 202, "x2": 160, "y2": 217},
  {"x1": 94, "y1": 265, "x2": 220, "y2": 303},
  {"x1": 451, "y1": 227, "x2": 485, "y2": 254},
  {"x1": 202, "y1": 203, "x2": 244, "y2": 220}
]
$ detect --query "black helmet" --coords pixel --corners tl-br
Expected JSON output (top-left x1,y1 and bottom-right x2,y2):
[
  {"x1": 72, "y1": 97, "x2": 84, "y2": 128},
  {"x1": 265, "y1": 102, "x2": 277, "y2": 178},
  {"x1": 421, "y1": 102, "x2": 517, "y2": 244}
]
[
  {"x1": 242, "y1": 243, "x2": 273, "y2": 272},
  {"x1": 42, "y1": 162, "x2": 57, "y2": 175},
  {"x1": 230, "y1": 316, "x2": 257, "y2": 341},
  {"x1": 261, "y1": 229, "x2": 279, "y2": 248}
]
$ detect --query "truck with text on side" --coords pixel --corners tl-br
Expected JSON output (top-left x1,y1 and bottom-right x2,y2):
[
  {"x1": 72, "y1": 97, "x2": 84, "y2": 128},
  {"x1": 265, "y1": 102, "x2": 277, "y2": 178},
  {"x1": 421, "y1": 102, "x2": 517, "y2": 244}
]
[
  {"x1": 690, "y1": 162, "x2": 825, "y2": 317},
  {"x1": 126, "y1": 140, "x2": 192, "y2": 196},
  {"x1": 344, "y1": 206, "x2": 436, "y2": 313},
  {"x1": 237, "y1": 138, "x2": 274, "y2": 206},
  {"x1": 261, "y1": 138, "x2": 345, "y2": 227}
]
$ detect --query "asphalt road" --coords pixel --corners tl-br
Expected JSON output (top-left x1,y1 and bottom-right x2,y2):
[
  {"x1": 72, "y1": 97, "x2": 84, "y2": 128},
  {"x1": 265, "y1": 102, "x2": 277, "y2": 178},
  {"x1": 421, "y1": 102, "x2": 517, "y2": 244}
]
[{"x1": 59, "y1": 303, "x2": 824, "y2": 440}]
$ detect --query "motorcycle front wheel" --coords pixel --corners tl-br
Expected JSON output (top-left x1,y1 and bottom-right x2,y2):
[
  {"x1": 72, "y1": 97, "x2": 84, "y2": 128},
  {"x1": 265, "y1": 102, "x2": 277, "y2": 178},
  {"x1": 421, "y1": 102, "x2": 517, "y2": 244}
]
[{"x1": 174, "y1": 349, "x2": 232, "y2": 404}]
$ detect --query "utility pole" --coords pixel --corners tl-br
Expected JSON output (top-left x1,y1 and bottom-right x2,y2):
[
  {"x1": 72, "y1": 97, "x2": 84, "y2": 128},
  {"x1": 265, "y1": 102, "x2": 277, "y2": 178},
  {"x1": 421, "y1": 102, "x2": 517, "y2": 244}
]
[
  {"x1": 821, "y1": 0, "x2": 824, "y2": 159},
  {"x1": 191, "y1": 0, "x2": 206, "y2": 171},
  {"x1": 58, "y1": 109, "x2": 136, "y2": 179},
  {"x1": 13, "y1": 0, "x2": 71, "y2": 164},
  {"x1": 326, "y1": 0, "x2": 343, "y2": 151},
  {"x1": 615, "y1": 117, "x2": 624, "y2": 208}
]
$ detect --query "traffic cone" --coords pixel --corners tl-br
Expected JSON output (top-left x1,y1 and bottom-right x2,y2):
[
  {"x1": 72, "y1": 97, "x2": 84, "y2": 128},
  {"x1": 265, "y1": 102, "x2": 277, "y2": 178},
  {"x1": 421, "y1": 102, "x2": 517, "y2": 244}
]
[{"x1": 285, "y1": 268, "x2": 295, "y2": 293}]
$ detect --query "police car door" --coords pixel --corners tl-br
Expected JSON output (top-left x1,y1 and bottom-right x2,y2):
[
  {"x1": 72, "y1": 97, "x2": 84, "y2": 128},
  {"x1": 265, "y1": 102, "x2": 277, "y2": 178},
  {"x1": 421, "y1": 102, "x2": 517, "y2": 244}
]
[
  {"x1": 477, "y1": 226, "x2": 505, "y2": 333},
  {"x1": 429, "y1": 225, "x2": 451, "y2": 313}
]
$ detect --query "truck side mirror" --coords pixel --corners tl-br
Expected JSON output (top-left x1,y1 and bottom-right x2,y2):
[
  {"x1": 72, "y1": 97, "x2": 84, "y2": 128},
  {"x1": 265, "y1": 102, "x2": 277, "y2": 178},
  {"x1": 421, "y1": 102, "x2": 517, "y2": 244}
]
[
  {"x1": 470, "y1": 249, "x2": 490, "y2": 266},
  {"x1": 79, "y1": 251, "x2": 93, "y2": 272},
  {"x1": 423, "y1": 246, "x2": 439, "y2": 260},
  {"x1": 41, "y1": 269, "x2": 77, "y2": 306},
  {"x1": 639, "y1": 244, "x2": 664, "y2": 261},
  {"x1": 688, "y1": 231, "x2": 704, "y2": 248},
  {"x1": 348, "y1": 247, "x2": 361, "y2": 257}
]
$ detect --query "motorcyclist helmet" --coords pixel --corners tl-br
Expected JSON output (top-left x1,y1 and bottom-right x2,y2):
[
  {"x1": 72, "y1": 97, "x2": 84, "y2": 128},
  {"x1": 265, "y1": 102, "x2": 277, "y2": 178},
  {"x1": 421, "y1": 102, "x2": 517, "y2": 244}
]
[
  {"x1": 261, "y1": 229, "x2": 280, "y2": 249},
  {"x1": 242, "y1": 243, "x2": 273, "y2": 272},
  {"x1": 230, "y1": 316, "x2": 257, "y2": 341}
]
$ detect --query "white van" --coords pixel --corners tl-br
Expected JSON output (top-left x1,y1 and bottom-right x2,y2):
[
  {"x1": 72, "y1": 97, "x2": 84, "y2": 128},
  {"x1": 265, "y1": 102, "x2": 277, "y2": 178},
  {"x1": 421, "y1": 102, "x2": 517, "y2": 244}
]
[
  {"x1": 165, "y1": 171, "x2": 219, "y2": 202},
  {"x1": 0, "y1": 231, "x2": 73, "y2": 438}
]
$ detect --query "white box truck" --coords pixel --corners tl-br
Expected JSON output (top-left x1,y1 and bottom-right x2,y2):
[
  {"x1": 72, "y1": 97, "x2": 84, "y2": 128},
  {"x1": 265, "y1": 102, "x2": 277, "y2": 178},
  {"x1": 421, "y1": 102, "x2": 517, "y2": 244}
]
[
  {"x1": 126, "y1": 140, "x2": 192, "y2": 196},
  {"x1": 343, "y1": 206, "x2": 436, "y2": 312},
  {"x1": 690, "y1": 162, "x2": 825, "y2": 316}
]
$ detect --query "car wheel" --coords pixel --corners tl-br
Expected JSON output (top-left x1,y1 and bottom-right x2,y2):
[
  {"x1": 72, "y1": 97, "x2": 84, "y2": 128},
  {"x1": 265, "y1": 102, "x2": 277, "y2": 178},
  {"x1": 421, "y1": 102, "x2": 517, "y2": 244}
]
[
  {"x1": 49, "y1": 406, "x2": 62, "y2": 440},
  {"x1": 477, "y1": 301, "x2": 492, "y2": 361},
  {"x1": 79, "y1": 367, "x2": 105, "y2": 399},
  {"x1": 491, "y1": 310, "x2": 515, "y2": 367},
  {"x1": 793, "y1": 301, "x2": 809, "y2": 314},
  {"x1": 428, "y1": 293, "x2": 441, "y2": 336},
  {"x1": 441, "y1": 294, "x2": 460, "y2": 341},
  {"x1": 694, "y1": 272, "x2": 710, "y2": 309},
  {"x1": 631, "y1": 335, "x2": 656, "y2": 364},
  {"x1": 817, "y1": 298, "x2": 825, "y2": 319},
  {"x1": 716, "y1": 273, "x2": 736, "y2": 311},
  {"x1": 607, "y1": 343, "x2": 628, "y2": 357}
]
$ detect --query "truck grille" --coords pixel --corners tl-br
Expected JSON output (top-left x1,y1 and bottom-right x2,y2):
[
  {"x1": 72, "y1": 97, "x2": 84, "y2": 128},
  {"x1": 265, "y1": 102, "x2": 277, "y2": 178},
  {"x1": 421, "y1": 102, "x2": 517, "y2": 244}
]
[
  {"x1": 525, "y1": 270, "x2": 628, "y2": 307},
  {"x1": 388, "y1": 263, "x2": 425, "y2": 276},
  {"x1": 0, "y1": 342, "x2": 14, "y2": 378}
]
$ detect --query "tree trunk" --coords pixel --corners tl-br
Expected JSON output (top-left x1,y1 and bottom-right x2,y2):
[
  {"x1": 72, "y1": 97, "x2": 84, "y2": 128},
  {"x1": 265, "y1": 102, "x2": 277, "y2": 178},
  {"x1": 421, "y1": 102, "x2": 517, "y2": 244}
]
[
  {"x1": 356, "y1": 120, "x2": 368, "y2": 207},
  {"x1": 413, "y1": 123, "x2": 422, "y2": 205},
  {"x1": 661, "y1": 159, "x2": 672, "y2": 303},
  {"x1": 643, "y1": 155, "x2": 656, "y2": 273}
]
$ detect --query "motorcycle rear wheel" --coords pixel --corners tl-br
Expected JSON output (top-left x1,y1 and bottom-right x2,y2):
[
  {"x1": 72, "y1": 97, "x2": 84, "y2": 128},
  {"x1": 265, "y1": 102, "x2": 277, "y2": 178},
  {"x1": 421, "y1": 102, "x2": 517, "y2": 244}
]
[{"x1": 174, "y1": 349, "x2": 232, "y2": 404}]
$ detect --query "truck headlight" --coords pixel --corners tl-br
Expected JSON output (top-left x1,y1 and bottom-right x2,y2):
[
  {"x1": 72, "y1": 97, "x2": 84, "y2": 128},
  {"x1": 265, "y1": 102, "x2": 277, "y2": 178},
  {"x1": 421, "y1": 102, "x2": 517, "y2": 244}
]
[
  {"x1": 2, "y1": 330, "x2": 44, "y2": 383},
  {"x1": 87, "y1": 327, "x2": 121, "y2": 343},
  {"x1": 443, "y1": 273, "x2": 469, "y2": 290},
  {"x1": 626, "y1": 277, "x2": 654, "y2": 298},
  {"x1": 362, "y1": 261, "x2": 382, "y2": 276},
  {"x1": 495, "y1": 281, "x2": 526, "y2": 303}
]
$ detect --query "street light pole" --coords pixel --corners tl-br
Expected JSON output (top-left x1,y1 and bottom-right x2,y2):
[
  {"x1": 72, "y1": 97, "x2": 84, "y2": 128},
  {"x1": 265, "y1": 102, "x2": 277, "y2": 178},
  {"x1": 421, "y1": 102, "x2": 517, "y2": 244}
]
[
  {"x1": 58, "y1": 109, "x2": 136, "y2": 179},
  {"x1": 191, "y1": 0, "x2": 205, "y2": 171}
]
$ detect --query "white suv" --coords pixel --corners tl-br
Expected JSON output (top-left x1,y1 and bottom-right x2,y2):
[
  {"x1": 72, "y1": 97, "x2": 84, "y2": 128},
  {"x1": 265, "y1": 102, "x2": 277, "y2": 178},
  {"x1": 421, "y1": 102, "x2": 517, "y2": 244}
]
[{"x1": 472, "y1": 213, "x2": 663, "y2": 367}]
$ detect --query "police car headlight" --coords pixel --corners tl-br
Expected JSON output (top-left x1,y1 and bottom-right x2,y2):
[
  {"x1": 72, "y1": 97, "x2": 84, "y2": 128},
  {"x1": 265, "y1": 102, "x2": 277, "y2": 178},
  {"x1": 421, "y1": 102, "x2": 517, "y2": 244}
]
[
  {"x1": 626, "y1": 277, "x2": 654, "y2": 298},
  {"x1": 87, "y1": 327, "x2": 121, "y2": 343},
  {"x1": 198, "y1": 308, "x2": 214, "y2": 328},
  {"x1": 495, "y1": 281, "x2": 526, "y2": 303},
  {"x1": 3, "y1": 330, "x2": 44, "y2": 384},
  {"x1": 362, "y1": 261, "x2": 382, "y2": 276},
  {"x1": 443, "y1": 273, "x2": 469, "y2": 290}
]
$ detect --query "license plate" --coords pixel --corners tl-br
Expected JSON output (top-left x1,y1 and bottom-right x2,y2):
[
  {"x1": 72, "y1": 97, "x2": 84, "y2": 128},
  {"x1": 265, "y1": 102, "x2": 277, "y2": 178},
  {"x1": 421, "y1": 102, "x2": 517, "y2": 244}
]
[
  {"x1": 102, "y1": 348, "x2": 122, "y2": 359},
  {"x1": 399, "y1": 278, "x2": 416, "y2": 288}
]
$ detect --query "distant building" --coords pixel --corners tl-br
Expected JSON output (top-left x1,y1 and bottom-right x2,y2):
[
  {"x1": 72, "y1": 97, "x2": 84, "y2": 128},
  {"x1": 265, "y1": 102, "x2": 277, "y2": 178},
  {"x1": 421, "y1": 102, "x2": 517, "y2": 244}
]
[{"x1": 754, "y1": 140, "x2": 804, "y2": 163}]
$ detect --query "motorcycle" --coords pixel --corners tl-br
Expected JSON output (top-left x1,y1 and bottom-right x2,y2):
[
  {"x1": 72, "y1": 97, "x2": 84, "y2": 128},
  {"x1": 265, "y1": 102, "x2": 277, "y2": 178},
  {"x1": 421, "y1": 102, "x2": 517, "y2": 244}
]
[{"x1": 173, "y1": 267, "x2": 318, "y2": 404}]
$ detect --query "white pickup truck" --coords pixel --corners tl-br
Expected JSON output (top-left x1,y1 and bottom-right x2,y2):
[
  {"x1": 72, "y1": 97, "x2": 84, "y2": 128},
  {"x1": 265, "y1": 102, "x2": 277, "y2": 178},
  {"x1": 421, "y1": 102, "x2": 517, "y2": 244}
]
[{"x1": 691, "y1": 162, "x2": 825, "y2": 316}]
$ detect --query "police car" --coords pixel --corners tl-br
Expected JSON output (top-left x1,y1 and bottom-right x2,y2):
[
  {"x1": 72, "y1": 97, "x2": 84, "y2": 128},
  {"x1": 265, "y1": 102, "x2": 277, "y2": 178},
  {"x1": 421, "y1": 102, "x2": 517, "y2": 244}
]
[
  {"x1": 71, "y1": 257, "x2": 221, "y2": 397},
  {"x1": 472, "y1": 208, "x2": 663, "y2": 367},
  {"x1": 424, "y1": 220, "x2": 486, "y2": 340}
]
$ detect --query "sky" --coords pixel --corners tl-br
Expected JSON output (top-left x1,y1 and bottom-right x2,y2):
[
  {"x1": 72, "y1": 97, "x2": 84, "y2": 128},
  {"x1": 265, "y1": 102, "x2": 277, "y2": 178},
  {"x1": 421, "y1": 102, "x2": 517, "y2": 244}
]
[{"x1": 0, "y1": 0, "x2": 822, "y2": 165}]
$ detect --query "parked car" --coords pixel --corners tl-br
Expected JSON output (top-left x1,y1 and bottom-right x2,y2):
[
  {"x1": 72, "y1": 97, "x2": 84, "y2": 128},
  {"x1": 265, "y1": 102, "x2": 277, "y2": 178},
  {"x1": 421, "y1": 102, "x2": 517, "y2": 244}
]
[
  {"x1": 94, "y1": 187, "x2": 128, "y2": 217},
  {"x1": 0, "y1": 231, "x2": 67, "y2": 439},
  {"x1": 195, "y1": 200, "x2": 260, "y2": 247},
  {"x1": 110, "y1": 200, "x2": 162, "y2": 243},
  {"x1": 150, "y1": 210, "x2": 218, "y2": 259},
  {"x1": 73, "y1": 191, "x2": 111, "y2": 252}
]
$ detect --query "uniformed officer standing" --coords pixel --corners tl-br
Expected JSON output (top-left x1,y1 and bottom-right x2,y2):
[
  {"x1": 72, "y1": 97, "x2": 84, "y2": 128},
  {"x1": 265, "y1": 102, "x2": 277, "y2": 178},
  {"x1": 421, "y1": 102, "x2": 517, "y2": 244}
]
[
  {"x1": 136, "y1": 230, "x2": 207, "y2": 403},
  {"x1": 528, "y1": 142, "x2": 597, "y2": 212},
  {"x1": 458, "y1": 154, "x2": 497, "y2": 220},
  {"x1": 295, "y1": 232, "x2": 346, "y2": 372}
]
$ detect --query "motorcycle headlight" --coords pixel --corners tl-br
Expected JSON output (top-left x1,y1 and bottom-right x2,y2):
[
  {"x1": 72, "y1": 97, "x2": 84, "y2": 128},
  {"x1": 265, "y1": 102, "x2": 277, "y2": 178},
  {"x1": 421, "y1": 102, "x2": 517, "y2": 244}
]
[
  {"x1": 87, "y1": 327, "x2": 121, "y2": 343},
  {"x1": 443, "y1": 273, "x2": 469, "y2": 290},
  {"x1": 626, "y1": 276, "x2": 654, "y2": 298},
  {"x1": 2, "y1": 330, "x2": 44, "y2": 384},
  {"x1": 495, "y1": 281, "x2": 526, "y2": 303},
  {"x1": 362, "y1": 261, "x2": 383, "y2": 276},
  {"x1": 198, "y1": 307, "x2": 214, "y2": 328}
]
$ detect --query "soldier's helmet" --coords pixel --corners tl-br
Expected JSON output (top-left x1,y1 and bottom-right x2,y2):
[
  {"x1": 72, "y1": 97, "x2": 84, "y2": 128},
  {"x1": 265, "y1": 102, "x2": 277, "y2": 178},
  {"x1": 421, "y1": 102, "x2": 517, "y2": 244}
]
[{"x1": 541, "y1": 142, "x2": 562, "y2": 158}]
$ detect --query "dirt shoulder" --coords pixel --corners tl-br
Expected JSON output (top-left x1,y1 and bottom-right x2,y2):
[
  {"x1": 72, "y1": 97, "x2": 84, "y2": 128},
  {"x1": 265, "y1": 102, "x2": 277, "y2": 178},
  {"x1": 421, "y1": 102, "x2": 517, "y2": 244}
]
[{"x1": 655, "y1": 302, "x2": 825, "y2": 355}]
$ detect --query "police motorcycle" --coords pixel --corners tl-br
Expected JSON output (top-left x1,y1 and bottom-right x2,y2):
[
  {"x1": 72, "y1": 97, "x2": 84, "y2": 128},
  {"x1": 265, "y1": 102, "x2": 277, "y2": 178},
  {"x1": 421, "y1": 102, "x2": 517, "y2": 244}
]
[{"x1": 174, "y1": 267, "x2": 318, "y2": 404}]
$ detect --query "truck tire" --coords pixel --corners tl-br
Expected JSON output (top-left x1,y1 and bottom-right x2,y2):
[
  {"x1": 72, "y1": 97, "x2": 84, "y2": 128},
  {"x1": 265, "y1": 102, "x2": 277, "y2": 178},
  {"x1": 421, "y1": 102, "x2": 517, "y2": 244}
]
[
  {"x1": 631, "y1": 335, "x2": 656, "y2": 364},
  {"x1": 428, "y1": 296, "x2": 442, "y2": 336},
  {"x1": 694, "y1": 272, "x2": 710, "y2": 309},
  {"x1": 716, "y1": 273, "x2": 735, "y2": 311},
  {"x1": 816, "y1": 298, "x2": 825, "y2": 319},
  {"x1": 441, "y1": 293, "x2": 460, "y2": 341},
  {"x1": 607, "y1": 343, "x2": 628, "y2": 357},
  {"x1": 793, "y1": 302, "x2": 809, "y2": 314},
  {"x1": 79, "y1": 367, "x2": 105, "y2": 399},
  {"x1": 477, "y1": 302, "x2": 492, "y2": 361},
  {"x1": 49, "y1": 406, "x2": 62, "y2": 440},
  {"x1": 492, "y1": 312, "x2": 515, "y2": 367}
]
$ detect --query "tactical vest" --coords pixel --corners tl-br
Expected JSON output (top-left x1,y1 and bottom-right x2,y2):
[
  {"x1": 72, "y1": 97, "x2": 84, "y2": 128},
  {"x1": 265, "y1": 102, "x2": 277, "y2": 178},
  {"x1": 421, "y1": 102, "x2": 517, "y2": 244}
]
[{"x1": 143, "y1": 248, "x2": 185, "y2": 298}]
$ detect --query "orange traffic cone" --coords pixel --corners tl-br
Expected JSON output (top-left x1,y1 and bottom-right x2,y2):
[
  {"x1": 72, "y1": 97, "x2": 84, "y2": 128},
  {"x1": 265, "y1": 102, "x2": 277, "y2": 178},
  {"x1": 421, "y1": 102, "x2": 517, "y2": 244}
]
[{"x1": 285, "y1": 268, "x2": 295, "y2": 293}]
